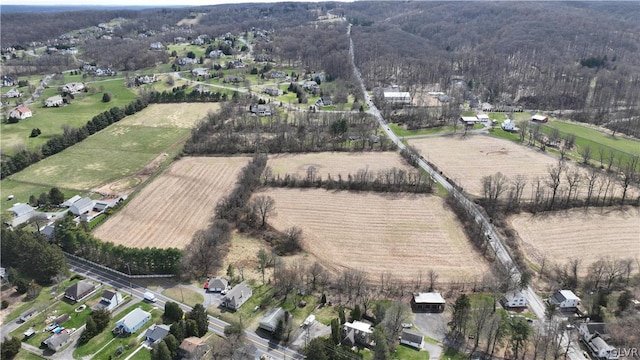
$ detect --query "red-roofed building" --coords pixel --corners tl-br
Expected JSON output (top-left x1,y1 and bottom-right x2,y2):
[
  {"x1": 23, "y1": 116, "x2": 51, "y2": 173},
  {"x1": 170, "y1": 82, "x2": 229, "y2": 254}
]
[{"x1": 10, "y1": 106, "x2": 32, "y2": 120}]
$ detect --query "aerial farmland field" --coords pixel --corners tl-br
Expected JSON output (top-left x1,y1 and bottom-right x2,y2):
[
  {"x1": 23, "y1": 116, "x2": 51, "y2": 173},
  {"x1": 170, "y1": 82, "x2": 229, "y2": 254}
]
[
  {"x1": 409, "y1": 135, "x2": 576, "y2": 198},
  {"x1": 266, "y1": 152, "x2": 412, "y2": 179},
  {"x1": 94, "y1": 156, "x2": 251, "y2": 249},
  {"x1": 260, "y1": 188, "x2": 490, "y2": 283},
  {"x1": 510, "y1": 207, "x2": 640, "y2": 274}
]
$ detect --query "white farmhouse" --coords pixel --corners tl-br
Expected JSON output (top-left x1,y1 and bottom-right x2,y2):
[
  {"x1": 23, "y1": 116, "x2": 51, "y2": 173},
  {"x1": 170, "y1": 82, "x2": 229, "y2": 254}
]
[
  {"x1": 548, "y1": 290, "x2": 580, "y2": 309},
  {"x1": 503, "y1": 290, "x2": 527, "y2": 308}
]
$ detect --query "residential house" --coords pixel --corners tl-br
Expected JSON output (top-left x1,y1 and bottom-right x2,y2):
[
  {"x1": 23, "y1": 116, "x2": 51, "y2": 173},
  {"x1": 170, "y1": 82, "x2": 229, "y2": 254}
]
[
  {"x1": 258, "y1": 307, "x2": 285, "y2": 333},
  {"x1": 70, "y1": 197, "x2": 93, "y2": 216},
  {"x1": 192, "y1": 37, "x2": 205, "y2": 46},
  {"x1": 476, "y1": 113, "x2": 490, "y2": 123},
  {"x1": 207, "y1": 277, "x2": 228, "y2": 292},
  {"x1": 411, "y1": 292, "x2": 446, "y2": 313},
  {"x1": 503, "y1": 290, "x2": 528, "y2": 308},
  {"x1": 177, "y1": 57, "x2": 198, "y2": 66},
  {"x1": 579, "y1": 324, "x2": 618, "y2": 360},
  {"x1": 383, "y1": 91, "x2": 412, "y2": 105},
  {"x1": 531, "y1": 114, "x2": 548, "y2": 123},
  {"x1": 41, "y1": 224, "x2": 55, "y2": 238},
  {"x1": 2, "y1": 75, "x2": 16, "y2": 87},
  {"x1": 400, "y1": 329, "x2": 424, "y2": 350},
  {"x1": 228, "y1": 59, "x2": 245, "y2": 69},
  {"x1": 94, "y1": 290, "x2": 123, "y2": 311},
  {"x1": 62, "y1": 82, "x2": 85, "y2": 94},
  {"x1": 145, "y1": 324, "x2": 171, "y2": 344},
  {"x1": 193, "y1": 84, "x2": 211, "y2": 94},
  {"x1": 262, "y1": 88, "x2": 281, "y2": 97},
  {"x1": 179, "y1": 337, "x2": 209, "y2": 359},
  {"x1": 45, "y1": 95, "x2": 64, "y2": 107},
  {"x1": 548, "y1": 290, "x2": 580, "y2": 310},
  {"x1": 501, "y1": 119, "x2": 519, "y2": 132},
  {"x1": 269, "y1": 71, "x2": 286, "y2": 79},
  {"x1": 115, "y1": 308, "x2": 152, "y2": 334},
  {"x1": 249, "y1": 104, "x2": 272, "y2": 117},
  {"x1": 192, "y1": 68, "x2": 210, "y2": 77},
  {"x1": 315, "y1": 96, "x2": 332, "y2": 107},
  {"x1": 342, "y1": 321, "x2": 373, "y2": 346},
  {"x1": 579, "y1": 322, "x2": 609, "y2": 342},
  {"x1": 44, "y1": 332, "x2": 71, "y2": 352},
  {"x1": 209, "y1": 50, "x2": 225, "y2": 58},
  {"x1": 10, "y1": 106, "x2": 33, "y2": 120},
  {"x1": 64, "y1": 280, "x2": 96, "y2": 302},
  {"x1": 174, "y1": 36, "x2": 186, "y2": 43},
  {"x1": 150, "y1": 42, "x2": 164, "y2": 51},
  {"x1": 135, "y1": 74, "x2": 157, "y2": 85},
  {"x1": 254, "y1": 54, "x2": 272, "y2": 62},
  {"x1": 94, "y1": 67, "x2": 116, "y2": 77},
  {"x1": 304, "y1": 81, "x2": 319, "y2": 92},
  {"x1": 3, "y1": 88, "x2": 21, "y2": 98},
  {"x1": 222, "y1": 282, "x2": 253, "y2": 310},
  {"x1": 8, "y1": 203, "x2": 35, "y2": 218}
]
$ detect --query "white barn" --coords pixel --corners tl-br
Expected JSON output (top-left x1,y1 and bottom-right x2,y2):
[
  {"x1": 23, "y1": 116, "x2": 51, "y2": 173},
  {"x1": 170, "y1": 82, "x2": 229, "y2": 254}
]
[
  {"x1": 70, "y1": 197, "x2": 93, "y2": 215},
  {"x1": 549, "y1": 290, "x2": 580, "y2": 309}
]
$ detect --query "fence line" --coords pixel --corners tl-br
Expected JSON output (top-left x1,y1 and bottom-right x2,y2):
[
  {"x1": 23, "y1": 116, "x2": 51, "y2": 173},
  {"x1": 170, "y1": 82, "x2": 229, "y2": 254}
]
[{"x1": 64, "y1": 252, "x2": 174, "y2": 279}]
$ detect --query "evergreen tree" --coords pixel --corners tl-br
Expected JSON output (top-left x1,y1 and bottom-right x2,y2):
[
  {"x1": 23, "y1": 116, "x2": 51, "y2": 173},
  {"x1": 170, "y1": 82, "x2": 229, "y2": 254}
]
[
  {"x1": 48, "y1": 187, "x2": 64, "y2": 205},
  {"x1": 185, "y1": 319, "x2": 199, "y2": 338},
  {"x1": 151, "y1": 341, "x2": 172, "y2": 360},
  {"x1": 170, "y1": 320, "x2": 186, "y2": 342},
  {"x1": 330, "y1": 318, "x2": 341, "y2": 345},
  {"x1": 372, "y1": 326, "x2": 391, "y2": 360},
  {"x1": 186, "y1": 304, "x2": 208, "y2": 337},
  {"x1": 1, "y1": 336, "x2": 21, "y2": 360},
  {"x1": 351, "y1": 305, "x2": 362, "y2": 321},
  {"x1": 164, "y1": 301, "x2": 183, "y2": 323},
  {"x1": 303, "y1": 338, "x2": 328, "y2": 360}
]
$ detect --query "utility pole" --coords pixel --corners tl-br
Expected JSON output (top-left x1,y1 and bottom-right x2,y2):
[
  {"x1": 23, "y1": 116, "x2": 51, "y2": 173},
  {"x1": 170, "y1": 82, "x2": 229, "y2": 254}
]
[{"x1": 125, "y1": 263, "x2": 132, "y2": 297}]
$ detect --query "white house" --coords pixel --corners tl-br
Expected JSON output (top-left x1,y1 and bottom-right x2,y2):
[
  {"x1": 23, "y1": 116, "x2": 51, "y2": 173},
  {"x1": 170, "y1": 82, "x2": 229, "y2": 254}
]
[
  {"x1": 501, "y1": 119, "x2": 519, "y2": 132},
  {"x1": 383, "y1": 91, "x2": 411, "y2": 104},
  {"x1": 115, "y1": 308, "x2": 152, "y2": 334},
  {"x1": 150, "y1": 42, "x2": 164, "y2": 51},
  {"x1": 400, "y1": 329, "x2": 424, "y2": 349},
  {"x1": 548, "y1": 290, "x2": 580, "y2": 309},
  {"x1": 94, "y1": 290, "x2": 123, "y2": 311},
  {"x1": 3, "y1": 88, "x2": 21, "y2": 98},
  {"x1": 62, "y1": 82, "x2": 85, "y2": 94},
  {"x1": 342, "y1": 321, "x2": 373, "y2": 346},
  {"x1": 503, "y1": 290, "x2": 528, "y2": 308},
  {"x1": 45, "y1": 95, "x2": 64, "y2": 107},
  {"x1": 249, "y1": 104, "x2": 272, "y2": 117},
  {"x1": 10, "y1": 106, "x2": 33, "y2": 119},
  {"x1": 258, "y1": 307, "x2": 285, "y2": 333},
  {"x1": 222, "y1": 282, "x2": 252, "y2": 310},
  {"x1": 191, "y1": 68, "x2": 209, "y2": 77},
  {"x1": 70, "y1": 197, "x2": 93, "y2": 215}
]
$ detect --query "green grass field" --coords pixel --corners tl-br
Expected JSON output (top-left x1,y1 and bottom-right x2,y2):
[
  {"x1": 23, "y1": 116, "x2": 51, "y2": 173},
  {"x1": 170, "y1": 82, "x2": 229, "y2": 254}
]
[
  {"x1": 1, "y1": 79, "x2": 136, "y2": 154},
  {"x1": 543, "y1": 120, "x2": 639, "y2": 158},
  {"x1": 161, "y1": 286, "x2": 204, "y2": 308}
]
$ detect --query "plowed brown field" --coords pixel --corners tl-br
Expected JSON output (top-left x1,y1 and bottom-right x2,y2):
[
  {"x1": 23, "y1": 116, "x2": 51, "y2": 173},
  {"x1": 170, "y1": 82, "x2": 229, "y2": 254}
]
[
  {"x1": 510, "y1": 207, "x2": 640, "y2": 273},
  {"x1": 261, "y1": 188, "x2": 489, "y2": 282},
  {"x1": 267, "y1": 152, "x2": 412, "y2": 179},
  {"x1": 409, "y1": 135, "x2": 561, "y2": 197},
  {"x1": 94, "y1": 156, "x2": 250, "y2": 249}
]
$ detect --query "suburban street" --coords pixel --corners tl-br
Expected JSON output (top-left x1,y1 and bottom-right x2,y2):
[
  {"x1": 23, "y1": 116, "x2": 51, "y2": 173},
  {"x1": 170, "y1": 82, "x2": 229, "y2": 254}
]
[
  {"x1": 347, "y1": 23, "x2": 584, "y2": 360},
  {"x1": 66, "y1": 258, "x2": 303, "y2": 360}
]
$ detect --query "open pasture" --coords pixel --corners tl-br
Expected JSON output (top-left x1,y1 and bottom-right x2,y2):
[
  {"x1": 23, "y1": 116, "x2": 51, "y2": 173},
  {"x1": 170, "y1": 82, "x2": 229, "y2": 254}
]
[
  {"x1": 510, "y1": 207, "x2": 640, "y2": 274},
  {"x1": 118, "y1": 102, "x2": 217, "y2": 128},
  {"x1": 94, "y1": 156, "x2": 251, "y2": 249},
  {"x1": 266, "y1": 152, "x2": 412, "y2": 179},
  {"x1": 261, "y1": 188, "x2": 489, "y2": 283},
  {"x1": 409, "y1": 135, "x2": 575, "y2": 197}
]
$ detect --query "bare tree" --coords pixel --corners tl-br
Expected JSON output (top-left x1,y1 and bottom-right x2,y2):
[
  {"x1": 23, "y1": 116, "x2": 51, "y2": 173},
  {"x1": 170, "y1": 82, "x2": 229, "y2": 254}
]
[
  {"x1": 619, "y1": 155, "x2": 639, "y2": 204},
  {"x1": 250, "y1": 195, "x2": 276, "y2": 228},
  {"x1": 427, "y1": 269, "x2": 439, "y2": 292},
  {"x1": 564, "y1": 169, "x2": 582, "y2": 206},
  {"x1": 585, "y1": 168, "x2": 601, "y2": 207},
  {"x1": 470, "y1": 296, "x2": 494, "y2": 352},
  {"x1": 256, "y1": 249, "x2": 270, "y2": 284},
  {"x1": 579, "y1": 145, "x2": 593, "y2": 164},
  {"x1": 482, "y1": 172, "x2": 509, "y2": 214},
  {"x1": 546, "y1": 161, "x2": 565, "y2": 210}
]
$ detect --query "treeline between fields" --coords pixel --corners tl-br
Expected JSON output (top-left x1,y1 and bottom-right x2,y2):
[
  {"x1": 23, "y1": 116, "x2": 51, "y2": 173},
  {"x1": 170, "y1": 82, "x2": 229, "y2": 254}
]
[
  {"x1": 184, "y1": 99, "x2": 394, "y2": 155},
  {"x1": 54, "y1": 216, "x2": 181, "y2": 275},
  {"x1": 0, "y1": 98, "x2": 148, "y2": 179},
  {"x1": 262, "y1": 167, "x2": 434, "y2": 194}
]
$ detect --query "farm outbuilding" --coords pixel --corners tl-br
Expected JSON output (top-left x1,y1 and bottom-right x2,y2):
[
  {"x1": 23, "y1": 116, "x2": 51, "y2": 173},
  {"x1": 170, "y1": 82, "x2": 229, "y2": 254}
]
[
  {"x1": 400, "y1": 329, "x2": 424, "y2": 349},
  {"x1": 8, "y1": 203, "x2": 35, "y2": 218},
  {"x1": 258, "y1": 307, "x2": 285, "y2": 333},
  {"x1": 70, "y1": 197, "x2": 93, "y2": 215},
  {"x1": 548, "y1": 290, "x2": 580, "y2": 309},
  {"x1": 383, "y1": 91, "x2": 411, "y2": 104},
  {"x1": 411, "y1": 292, "x2": 446, "y2": 313},
  {"x1": 207, "y1": 277, "x2": 228, "y2": 292},
  {"x1": 531, "y1": 114, "x2": 548, "y2": 123}
]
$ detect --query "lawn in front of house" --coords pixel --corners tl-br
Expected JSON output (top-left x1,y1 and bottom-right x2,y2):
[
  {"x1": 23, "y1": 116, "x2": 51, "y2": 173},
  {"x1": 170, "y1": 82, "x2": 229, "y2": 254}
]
[{"x1": 161, "y1": 286, "x2": 204, "y2": 308}]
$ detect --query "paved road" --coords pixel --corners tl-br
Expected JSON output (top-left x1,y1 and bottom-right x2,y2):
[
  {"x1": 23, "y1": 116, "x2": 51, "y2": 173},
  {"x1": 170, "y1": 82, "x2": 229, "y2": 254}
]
[
  {"x1": 347, "y1": 23, "x2": 583, "y2": 360},
  {"x1": 66, "y1": 258, "x2": 303, "y2": 360}
]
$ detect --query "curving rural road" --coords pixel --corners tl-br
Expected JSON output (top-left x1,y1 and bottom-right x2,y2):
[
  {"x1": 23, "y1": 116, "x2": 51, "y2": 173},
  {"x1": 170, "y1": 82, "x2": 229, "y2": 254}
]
[
  {"x1": 347, "y1": 23, "x2": 583, "y2": 360},
  {"x1": 66, "y1": 258, "x2": 303, "y2": 360}
]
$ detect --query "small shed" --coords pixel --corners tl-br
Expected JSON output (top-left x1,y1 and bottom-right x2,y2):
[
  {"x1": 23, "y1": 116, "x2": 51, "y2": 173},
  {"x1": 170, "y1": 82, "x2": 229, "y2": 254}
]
[{"x1": 531, "y1": 114, "x2": 548, "y2": 123}]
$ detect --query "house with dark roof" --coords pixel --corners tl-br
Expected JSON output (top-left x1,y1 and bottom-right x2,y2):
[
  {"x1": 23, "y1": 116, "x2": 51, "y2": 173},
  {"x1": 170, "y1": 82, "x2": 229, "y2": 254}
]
[
  {"x1": 411, "y1": 292, "x2": 446, "y2": 313},
  {"x1": 207, "y1": 277, "x2": 228, "y2": 292},
  {"x1": 249, "y1": 104, "x2": 272, "y2": 117},
  {"x1": 222, "y1": 282, "x2": 252, "y2": 310},
  {"x1": 145, "y1": 324, "x2": 171, "y2": 344},
  {"x1": 179, "y1": 337, "x2": 209, "y2": 359},
  {"x1": 64, "y1": 280, "x2": 96, "y2": 302},
  {"x1": 258, "y1": 307, "x2": 285, "y2": 333},
  {"x1": 400, "y1": 329, "x2": 424, "y2": 349}
]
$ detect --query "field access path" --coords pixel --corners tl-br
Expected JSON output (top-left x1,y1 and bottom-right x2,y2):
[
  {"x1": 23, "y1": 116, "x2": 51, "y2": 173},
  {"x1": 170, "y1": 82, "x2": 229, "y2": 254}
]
[{"x1": 347, "y1": 23, "x2": 583, "y2": 360}]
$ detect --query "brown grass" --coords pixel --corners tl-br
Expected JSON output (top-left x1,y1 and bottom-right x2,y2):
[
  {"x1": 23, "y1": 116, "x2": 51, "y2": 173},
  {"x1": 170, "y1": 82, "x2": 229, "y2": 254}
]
[
  {"x1": 267, "y1": 152, "x2": 412, "y2": 180},
  {"x1": 259, "y1": 188, "x2": 489, "y2": 283},
  {"x1": 510, "y1": 207, "x2": 640, "y2": 274},
  {"x1": 118, "y1": 103, "x2": 217, "y2": 128},
  {"x1": 94, "y1": 156, "x2": 251, "y2": 249},
  {"x1": 409, "y1": 135, "x2": 563, "y2": 197}
]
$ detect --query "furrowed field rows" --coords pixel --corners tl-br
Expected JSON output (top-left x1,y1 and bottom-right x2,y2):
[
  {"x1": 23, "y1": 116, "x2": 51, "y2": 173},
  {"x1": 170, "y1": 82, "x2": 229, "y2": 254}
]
[{"x1": 94, "y1": 156, "x2": 251, "y2": 249}]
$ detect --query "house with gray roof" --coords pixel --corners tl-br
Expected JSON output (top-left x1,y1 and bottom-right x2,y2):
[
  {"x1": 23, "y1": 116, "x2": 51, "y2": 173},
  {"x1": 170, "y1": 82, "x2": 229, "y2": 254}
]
[
  {"x1": 145, "y1": 324, "x2": 171, "y2": 344},
  {"x1": 44, "y1": 332, "x2": 71, "y2": 351},
  {"x1": 70, "y1": 197, "x2": 93, "y2": 215},
  {"x1": 8, "y1": 203, "x2": 35, "y2": 218},
  {"x1": 207, "y1": 277, "x2": 228, "y2": 292},
  {"x1": 45, "y1": 95, "x2": 64, "y2": 107},
  {"x1": 400, "y1": 329, "x2": 424, "y2": 349},
  {"x1": 64, "y1": 280, "x2": 96, "y2": 302},
  {"x1": 62, "y1": 195, "x2": 82, "y2": 207},
  {"x1": 115, "y1": 308, "x2": 151, "y2": 334},
  {"x1": 222, "y1": 282, "x2": 252, "y2": 310},
  {"x1": 258, "y1": 307, "x2": 285, "y2": 333}
]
